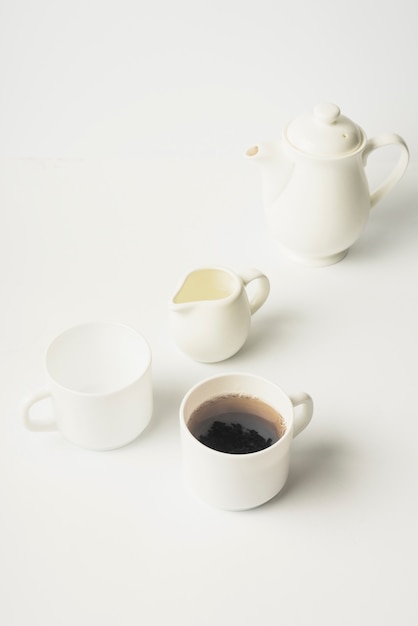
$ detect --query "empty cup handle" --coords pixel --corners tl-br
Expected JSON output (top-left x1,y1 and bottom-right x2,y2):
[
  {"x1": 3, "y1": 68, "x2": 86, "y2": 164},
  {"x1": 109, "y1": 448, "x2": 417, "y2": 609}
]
[
  {"x1": 21, "y1": 389, "x2": 57, "y2": 432},
  {"x1": 239, "y1": 268, "x2": 270, "y2": 315},
  {"x1": 290, "y1": 392, "x2": 314, "y2": 438}
]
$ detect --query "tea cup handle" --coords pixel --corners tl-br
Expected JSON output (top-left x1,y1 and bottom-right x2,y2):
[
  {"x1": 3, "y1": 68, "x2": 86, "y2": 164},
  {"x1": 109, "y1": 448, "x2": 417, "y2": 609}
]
[
  {"x1": 239, "y1": 268, "x2": 270, "y2": 315},
  {"x1": 290, "y1": 392, "x2": 314, "y2": 438},
  {"x1": 363, "y1": 134, "x2": 409, "y2": 208},
  {"x1": 21, "y1": 389, "x2": 58, "y2": 432}
]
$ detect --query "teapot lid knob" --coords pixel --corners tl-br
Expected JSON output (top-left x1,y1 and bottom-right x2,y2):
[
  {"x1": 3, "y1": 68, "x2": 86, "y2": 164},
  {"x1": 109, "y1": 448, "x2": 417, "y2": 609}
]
[
  {"x1": 314, "y1": 103, "x2": 341, "y2": 125},
  {"x1": 284, "y1": 102, "x2": 363, "y2": 156}
]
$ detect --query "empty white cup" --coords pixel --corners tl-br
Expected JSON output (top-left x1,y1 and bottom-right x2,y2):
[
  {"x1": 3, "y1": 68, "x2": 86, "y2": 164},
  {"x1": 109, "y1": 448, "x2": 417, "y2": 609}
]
[{"x1": 21, "y1": 322, "x2": 153, "y2": 450}]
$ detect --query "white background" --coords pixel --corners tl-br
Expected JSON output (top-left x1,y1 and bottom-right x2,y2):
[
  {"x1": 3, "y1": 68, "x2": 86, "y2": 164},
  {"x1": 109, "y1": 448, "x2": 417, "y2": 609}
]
[
  {"x1": 1, "y1": 2, "x2": 417, "y2": 626},
  {"x1": 0, "y1": 0, "x2": 416, "y2": 160}
]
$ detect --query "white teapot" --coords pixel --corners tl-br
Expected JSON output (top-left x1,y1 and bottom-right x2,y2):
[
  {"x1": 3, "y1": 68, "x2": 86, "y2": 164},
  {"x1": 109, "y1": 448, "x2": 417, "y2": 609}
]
[{"x1": 247, "y1": 103, "x2": 409, "y2": 266}]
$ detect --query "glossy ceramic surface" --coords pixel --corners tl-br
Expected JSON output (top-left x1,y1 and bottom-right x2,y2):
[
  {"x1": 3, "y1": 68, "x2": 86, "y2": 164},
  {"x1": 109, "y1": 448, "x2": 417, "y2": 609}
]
[
  {"x1": 247, "y1": 103, "x2": 409, "y2": 266},
  {"x1": 21, "y1": 322, "x2": 153, "y2": 450},
  {"x1": 169, "y1": 267, "x2": 270, "y2": 362},
  {"x1": 180, "y1": 373, "x2": 313, "y2": 510}
]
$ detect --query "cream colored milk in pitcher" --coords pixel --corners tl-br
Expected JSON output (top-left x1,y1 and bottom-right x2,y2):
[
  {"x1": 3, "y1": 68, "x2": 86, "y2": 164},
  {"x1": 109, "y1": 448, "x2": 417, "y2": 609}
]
[{"x1": 169, "y1": 267, "x2": 270, "y2": 363}]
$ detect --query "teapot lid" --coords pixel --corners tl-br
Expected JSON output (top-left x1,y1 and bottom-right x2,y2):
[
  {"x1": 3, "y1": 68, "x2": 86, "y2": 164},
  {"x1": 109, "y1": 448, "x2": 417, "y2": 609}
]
[{"x1": 285, "y1": 103, "x2": 363, "y2": 156}]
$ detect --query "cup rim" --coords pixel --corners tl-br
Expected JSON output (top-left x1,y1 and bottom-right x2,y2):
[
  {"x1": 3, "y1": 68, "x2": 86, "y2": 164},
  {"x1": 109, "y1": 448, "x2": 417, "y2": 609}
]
[
  {"x1": 179, "y1": 372, "x2": 294, "y2": 458},
  {"x1": 45, "y1": 321, "x2": 152, "y2": 397}
]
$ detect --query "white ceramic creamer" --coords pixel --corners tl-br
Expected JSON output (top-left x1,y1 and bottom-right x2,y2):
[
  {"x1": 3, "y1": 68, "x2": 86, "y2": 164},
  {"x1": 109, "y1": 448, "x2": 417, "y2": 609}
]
[
  {"x1": 169, "y1": 267, "x2": 270, "y2": 363},
  {"x1": 247, "y1": 103, "x2": 409, "y2": 266}
]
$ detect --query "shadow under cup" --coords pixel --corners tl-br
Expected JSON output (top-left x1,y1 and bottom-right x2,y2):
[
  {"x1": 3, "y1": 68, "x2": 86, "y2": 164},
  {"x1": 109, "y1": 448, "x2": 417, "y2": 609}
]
[
  {"x1": 180, "y1": 373, "x2": 312, "y2": 511},
  {"x1": 25, "y1": 322, "x2": 153, "y2": 450}
]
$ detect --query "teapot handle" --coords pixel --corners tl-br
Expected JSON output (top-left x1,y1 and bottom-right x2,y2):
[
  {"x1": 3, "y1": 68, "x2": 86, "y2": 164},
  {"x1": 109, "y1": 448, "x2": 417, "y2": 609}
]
[{"x1": 363, "y1": 134, "x2": 409, "y2": 208}]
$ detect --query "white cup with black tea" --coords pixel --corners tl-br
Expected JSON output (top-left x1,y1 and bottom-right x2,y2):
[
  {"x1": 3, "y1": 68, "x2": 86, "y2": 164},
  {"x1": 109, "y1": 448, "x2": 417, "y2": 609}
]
[{"x1": 179, "y1": 372, "x2": 313, "y2": 510}]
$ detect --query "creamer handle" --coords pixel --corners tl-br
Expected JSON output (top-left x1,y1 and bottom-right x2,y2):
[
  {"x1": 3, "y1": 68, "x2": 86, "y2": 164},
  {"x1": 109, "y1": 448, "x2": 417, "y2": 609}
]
[
  {"x1": 363, "y1": 134, "x2": 409, "y2": 208},
  {"x1": 239, "y1": 268, "x2": 270, "y2": 315}
]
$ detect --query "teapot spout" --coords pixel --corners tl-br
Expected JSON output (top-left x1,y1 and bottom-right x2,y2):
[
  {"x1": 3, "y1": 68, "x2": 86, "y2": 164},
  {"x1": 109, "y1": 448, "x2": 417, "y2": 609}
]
[{"x1": 246, "y1": 141, "x2": 293, "y2": 208}]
